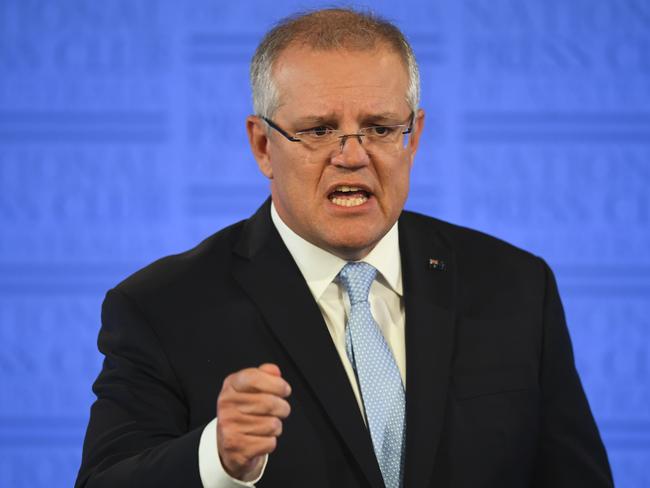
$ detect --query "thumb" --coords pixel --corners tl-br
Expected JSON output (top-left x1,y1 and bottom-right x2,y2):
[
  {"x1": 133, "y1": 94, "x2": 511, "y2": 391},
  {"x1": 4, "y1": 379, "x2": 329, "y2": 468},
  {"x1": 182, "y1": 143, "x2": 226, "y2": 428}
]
[{"x1": 259, "y1": 363, "x2": 282, "y2": 377}]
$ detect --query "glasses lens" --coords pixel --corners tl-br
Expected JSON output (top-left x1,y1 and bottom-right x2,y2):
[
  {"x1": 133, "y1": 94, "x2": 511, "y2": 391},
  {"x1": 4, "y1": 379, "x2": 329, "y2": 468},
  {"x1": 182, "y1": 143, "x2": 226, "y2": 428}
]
[
  {"x1": 362, "y1": 125, "x2": 407, "y2": 144},
  {"x1": 293, "y1": 120, "x2": 411, "y2": 152}
]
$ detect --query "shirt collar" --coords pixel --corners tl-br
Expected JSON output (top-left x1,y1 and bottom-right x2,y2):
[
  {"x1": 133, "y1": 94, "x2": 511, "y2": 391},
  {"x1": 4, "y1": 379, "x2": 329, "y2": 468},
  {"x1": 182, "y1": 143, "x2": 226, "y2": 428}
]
[{"x1": 270, "y1": 202, "x2": 403, "y2": 301}]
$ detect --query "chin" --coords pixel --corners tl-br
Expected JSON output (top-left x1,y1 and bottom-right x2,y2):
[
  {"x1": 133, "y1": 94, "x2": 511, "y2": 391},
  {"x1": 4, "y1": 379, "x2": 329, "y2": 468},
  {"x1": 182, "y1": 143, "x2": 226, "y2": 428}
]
[{"x1": 324, "y1": 234, "x2": 382, "y2": 261}]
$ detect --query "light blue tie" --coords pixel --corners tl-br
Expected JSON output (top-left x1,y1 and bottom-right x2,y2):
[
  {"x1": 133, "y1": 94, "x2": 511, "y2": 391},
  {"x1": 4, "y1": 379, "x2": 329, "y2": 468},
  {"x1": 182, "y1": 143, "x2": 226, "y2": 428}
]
[{"x1": 339, "y1": 262, "x2": 406, "y2": 488}]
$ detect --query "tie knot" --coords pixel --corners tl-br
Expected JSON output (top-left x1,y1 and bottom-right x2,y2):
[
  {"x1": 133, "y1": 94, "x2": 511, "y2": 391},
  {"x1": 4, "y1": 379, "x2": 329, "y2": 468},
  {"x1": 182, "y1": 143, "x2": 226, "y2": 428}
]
[{"x1": 339, "y1": 262, "x2": 377, "y2": 305}]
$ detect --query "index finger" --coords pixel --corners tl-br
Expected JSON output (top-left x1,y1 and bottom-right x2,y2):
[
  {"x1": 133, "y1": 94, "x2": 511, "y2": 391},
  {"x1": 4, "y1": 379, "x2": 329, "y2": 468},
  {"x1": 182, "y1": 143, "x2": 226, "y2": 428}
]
[{"x1": 228, "y1": 367, "x2": 291, "y2": 397}]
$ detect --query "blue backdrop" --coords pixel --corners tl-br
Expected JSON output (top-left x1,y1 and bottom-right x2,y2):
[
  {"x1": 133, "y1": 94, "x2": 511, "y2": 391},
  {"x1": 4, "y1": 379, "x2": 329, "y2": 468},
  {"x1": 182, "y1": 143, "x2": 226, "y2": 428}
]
[{"x1": 1, "y1": 1, "x2": 648, "y2": 487}]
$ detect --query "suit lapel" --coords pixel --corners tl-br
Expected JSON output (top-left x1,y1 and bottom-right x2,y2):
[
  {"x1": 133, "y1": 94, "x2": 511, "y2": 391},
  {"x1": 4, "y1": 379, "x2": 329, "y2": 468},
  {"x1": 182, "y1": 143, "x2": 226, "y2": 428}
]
[
  {"x1": 230, "y1": 201, "x2": 385, "y2": 488},
  {"x1": 399, "y1": 213, "x2": 457, "y2": 488}
]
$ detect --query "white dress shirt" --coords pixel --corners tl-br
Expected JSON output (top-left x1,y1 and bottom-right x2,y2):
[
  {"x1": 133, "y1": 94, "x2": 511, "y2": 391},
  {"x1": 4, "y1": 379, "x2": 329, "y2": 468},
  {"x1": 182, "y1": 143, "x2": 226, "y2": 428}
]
[{"x1": 198, "y1": 202, "x2": 406, "y2": 487}]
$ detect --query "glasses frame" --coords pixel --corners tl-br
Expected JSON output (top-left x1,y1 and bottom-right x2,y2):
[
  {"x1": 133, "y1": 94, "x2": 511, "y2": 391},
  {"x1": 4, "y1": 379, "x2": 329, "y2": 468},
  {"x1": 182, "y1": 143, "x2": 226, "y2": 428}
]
[{"x1": 261, "y1": 112, "x2": 415, "y2": 148}]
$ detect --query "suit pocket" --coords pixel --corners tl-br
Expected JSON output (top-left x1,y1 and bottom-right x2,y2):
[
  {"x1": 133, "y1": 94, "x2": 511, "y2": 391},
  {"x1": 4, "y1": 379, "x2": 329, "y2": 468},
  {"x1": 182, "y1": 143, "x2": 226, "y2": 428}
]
[{"x1": 452, "y1": 367, "x2": 535, "y2": 400}]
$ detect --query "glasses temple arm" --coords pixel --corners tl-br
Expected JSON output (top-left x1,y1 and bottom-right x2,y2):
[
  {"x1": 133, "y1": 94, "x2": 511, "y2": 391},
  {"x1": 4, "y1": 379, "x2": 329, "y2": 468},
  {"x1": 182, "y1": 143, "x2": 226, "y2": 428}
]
[{"x1": 261, "y1": 117, "x2": 301, "y2": 142}]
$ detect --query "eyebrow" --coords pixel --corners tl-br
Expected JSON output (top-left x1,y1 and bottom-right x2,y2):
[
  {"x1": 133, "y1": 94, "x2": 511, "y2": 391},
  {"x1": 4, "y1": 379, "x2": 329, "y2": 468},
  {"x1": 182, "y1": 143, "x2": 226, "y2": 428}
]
[
  {"x1": 292, "y1": 111, "x2": 406, "y2": 127},
  {"x1": 292, "y1": 114, "x2": 337, "y2": 127},
  {"x1": 365, "y1": 112, "x2": 403, "y2": 121},
  {"x1": 362, "y1": 112, "x2": 406, "y2": 124}
]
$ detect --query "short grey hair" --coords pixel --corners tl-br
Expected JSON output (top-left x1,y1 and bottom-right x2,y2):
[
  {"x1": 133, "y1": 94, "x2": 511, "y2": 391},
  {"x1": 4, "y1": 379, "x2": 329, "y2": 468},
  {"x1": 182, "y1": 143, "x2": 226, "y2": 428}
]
[{"x1": 250, "y1": 8, "x2": 420, "y2": 119}]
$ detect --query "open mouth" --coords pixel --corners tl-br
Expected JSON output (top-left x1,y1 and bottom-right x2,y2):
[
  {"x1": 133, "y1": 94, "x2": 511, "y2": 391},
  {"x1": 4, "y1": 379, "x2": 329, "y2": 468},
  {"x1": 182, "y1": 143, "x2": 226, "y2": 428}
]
[{"x1": 328, "y1": 185, "x2": 371, "y2": 207}]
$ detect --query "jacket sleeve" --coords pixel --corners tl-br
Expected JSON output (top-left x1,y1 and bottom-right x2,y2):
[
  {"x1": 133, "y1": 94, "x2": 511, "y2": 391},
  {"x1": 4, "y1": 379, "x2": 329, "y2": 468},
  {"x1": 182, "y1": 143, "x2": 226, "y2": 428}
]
[
  {"x1": 75, "y1": 288, "x2": 205, "y2": 488},
  {"x1": 533, "y1": 259, "x2": 614, "y2": 487}
]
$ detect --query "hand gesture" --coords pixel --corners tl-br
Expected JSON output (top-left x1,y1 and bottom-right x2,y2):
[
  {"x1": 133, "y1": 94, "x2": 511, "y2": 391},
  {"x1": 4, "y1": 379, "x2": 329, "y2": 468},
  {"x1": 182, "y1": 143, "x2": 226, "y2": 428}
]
[{"x1": 216, "y1": 363, "x2": 292, "y2": 481}]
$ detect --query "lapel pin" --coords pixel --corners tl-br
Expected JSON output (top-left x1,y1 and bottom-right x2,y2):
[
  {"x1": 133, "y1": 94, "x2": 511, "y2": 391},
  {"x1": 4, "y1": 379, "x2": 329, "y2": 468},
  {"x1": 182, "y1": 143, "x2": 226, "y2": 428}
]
[{"x1": 429, "y1": 258, "x2": 446, "y2": 270}]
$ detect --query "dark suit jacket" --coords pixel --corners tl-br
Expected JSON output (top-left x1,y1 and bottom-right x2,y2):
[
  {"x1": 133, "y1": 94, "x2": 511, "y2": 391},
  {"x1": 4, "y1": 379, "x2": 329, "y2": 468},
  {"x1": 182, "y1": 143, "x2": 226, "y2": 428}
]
[{"x1": 76, "y1": 199, "x2": 613, "y2": 488}]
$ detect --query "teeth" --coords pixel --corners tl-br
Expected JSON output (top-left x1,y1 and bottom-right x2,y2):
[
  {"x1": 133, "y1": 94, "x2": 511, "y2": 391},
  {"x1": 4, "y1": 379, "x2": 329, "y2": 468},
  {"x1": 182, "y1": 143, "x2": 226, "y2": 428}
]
[
  {"x1": 336, "y1": 186, "x2": 361, "y2": 192},
  {"x1": 331, "y1": 195, "x2": 368, "y2": 207}
]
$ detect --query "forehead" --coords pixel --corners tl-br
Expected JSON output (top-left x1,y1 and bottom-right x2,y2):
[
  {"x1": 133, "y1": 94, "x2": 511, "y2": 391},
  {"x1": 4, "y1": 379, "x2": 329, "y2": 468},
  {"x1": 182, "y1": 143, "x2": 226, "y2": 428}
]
[{"x1": 271, "y1": 45, "x2": 410, "y2": 118}]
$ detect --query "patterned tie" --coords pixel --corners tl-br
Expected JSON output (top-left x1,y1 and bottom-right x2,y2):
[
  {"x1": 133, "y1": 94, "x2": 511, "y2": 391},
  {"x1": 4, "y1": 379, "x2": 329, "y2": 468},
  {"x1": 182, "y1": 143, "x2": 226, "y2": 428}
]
[{"x1": 339, "y1": 262, "x2": 406, "y2": 488}]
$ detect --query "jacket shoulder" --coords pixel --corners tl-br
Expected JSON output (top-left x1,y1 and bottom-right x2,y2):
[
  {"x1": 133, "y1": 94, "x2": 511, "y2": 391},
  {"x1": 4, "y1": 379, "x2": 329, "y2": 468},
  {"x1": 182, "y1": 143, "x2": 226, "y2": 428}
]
[
  {"x1": 402, "y1": 210, "x2": 539, "y2": 262},
  {"x1": 113, "y1": 219, "x2": 246, "y2": 298},
  {"x1": 401, "y1": 210, "x2": 550, "y2": 318}
]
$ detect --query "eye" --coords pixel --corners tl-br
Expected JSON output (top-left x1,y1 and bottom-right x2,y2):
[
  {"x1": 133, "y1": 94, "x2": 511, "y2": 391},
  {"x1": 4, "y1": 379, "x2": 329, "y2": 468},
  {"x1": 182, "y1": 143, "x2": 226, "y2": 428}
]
[
  {"x1": 366, "y1": 125, "x2": 397, "y2": 137},
  {"x1": 304, "y1": 126, "x2": 333, "y2": 137}
]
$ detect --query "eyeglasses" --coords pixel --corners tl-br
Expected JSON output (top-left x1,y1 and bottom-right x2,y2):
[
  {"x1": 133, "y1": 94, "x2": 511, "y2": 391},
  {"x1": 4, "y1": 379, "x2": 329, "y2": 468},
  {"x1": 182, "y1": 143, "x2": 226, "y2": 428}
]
[{"x1": 261, "y1": 112, "x2": 414, "y2": 151}]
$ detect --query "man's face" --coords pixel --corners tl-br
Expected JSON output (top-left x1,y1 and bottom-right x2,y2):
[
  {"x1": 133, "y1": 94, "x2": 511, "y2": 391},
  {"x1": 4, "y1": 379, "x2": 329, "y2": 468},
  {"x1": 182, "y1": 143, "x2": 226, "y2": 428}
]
[{"x1": 247, "y1": 45, "x2": 425, "y2": 260}]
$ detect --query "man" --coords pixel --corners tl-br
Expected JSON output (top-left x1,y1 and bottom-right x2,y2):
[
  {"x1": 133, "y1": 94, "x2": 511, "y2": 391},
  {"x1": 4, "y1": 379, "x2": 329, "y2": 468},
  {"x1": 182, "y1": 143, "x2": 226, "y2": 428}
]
[{"x1": 76, "y1": 8, "x2": 613, "y2": 488}]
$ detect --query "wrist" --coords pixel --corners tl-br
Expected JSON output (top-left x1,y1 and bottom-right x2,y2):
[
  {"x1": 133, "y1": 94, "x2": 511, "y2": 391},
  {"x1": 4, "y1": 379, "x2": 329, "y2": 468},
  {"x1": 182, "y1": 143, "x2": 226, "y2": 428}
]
[{"x1": 219, "y1": 453, "x2": 265, "y2": 482}]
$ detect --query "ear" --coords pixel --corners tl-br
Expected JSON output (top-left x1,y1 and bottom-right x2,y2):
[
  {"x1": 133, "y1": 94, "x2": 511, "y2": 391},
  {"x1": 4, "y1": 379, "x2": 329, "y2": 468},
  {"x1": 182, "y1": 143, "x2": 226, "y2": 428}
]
[
  {"x1": 406, "y1": 108, "x2": 425, "y2": 168},
  {"x1": 246, "y1": 115, "x2": 273, "y2": 178}
]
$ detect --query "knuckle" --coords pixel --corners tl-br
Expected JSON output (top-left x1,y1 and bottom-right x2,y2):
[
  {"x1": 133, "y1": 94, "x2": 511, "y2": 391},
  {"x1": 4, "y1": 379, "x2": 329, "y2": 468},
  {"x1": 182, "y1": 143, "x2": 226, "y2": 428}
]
[
  {"x1": 240, "y1": 394, "x2": 261, "y2": 413},
  {"x1": 218, "y1": 418, "x2": 235, "y2": 436},
  {"x1": 229, "y1": 368, "x2": 256, "y2": 391},
  {"x1": 218, "y1": 415, "x2": 241, "y2": 435},
  {"x1": 217, "y1": 406, "x2": 230, "y2": 420},
  {"x1": 262, "y1": 396, "x2": 276, "y2": 414},
  {"x1": 262, "y1": 396, "x2": 277, "y2": 415},
  {"x1": 222, "y1": 372, "x2": 238, "y2": 389},
  {"x1": 216, "y1": 394, "x2": 230, "y2": 411},
  {"x1": 263, "y1": 417, "x2": 281, "y2": 436},
  {"x1": 239, "y1": 369, "x2": 253, "y2": 382},
  {"x1": 249, "y1": 375, "x2": 264, "y2": 391}
]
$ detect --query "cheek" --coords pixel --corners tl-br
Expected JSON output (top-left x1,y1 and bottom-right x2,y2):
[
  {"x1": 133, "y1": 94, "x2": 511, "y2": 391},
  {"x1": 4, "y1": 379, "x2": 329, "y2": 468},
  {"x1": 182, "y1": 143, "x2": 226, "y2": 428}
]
[
  {"x1": 302, "y1": 156, "x2": 327, "y2": 191},
  {"x1": 276, "y1": 158, "x2": 324, "y2": 204},
  {"x1": 382, "y1": 159, "x2": 411, "y2": 196},
  {"x1": 301, "y1": 151, "x2": 318, "y2": 166}
]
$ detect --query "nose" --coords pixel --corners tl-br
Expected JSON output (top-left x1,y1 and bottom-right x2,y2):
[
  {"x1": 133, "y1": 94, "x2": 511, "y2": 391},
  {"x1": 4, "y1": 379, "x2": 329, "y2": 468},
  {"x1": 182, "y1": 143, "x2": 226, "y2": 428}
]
[{"x1": 331, "y1": 133, "x2": 370, "y2": 168}]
